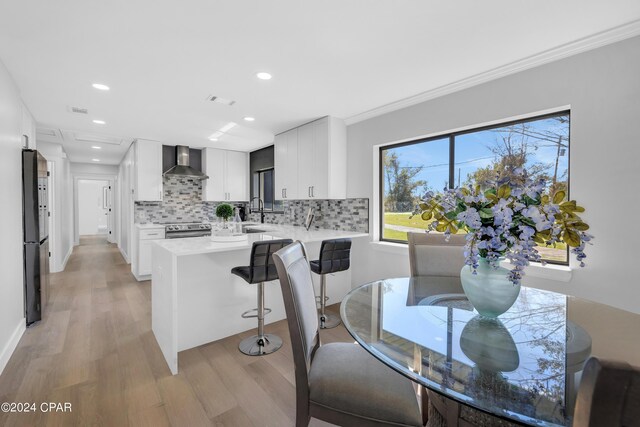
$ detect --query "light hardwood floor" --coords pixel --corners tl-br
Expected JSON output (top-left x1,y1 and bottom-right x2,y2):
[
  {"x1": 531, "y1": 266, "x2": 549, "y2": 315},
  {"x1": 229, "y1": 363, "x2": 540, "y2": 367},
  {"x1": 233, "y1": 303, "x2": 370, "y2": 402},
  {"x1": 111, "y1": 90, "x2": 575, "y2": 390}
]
[{"x1": 0, "y1": 236, "x2": 351, "y2": 426}]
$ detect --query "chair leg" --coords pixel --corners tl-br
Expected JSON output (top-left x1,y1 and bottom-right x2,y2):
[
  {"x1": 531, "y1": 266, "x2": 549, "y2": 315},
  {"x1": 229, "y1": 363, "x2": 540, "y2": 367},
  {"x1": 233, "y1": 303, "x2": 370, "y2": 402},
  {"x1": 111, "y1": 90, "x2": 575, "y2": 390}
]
[
  {"x1": 318, "y1": 274, "x2": 341, "y2": 329},
  {"x1": 239, "y1": 282, "x2": 283, "y2": 356}
]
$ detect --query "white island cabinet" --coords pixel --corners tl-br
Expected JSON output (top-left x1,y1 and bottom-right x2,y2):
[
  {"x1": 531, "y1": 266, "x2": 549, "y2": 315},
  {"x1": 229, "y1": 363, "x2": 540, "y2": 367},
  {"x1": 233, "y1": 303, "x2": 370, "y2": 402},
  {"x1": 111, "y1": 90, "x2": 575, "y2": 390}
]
[
  {"x1": 151, "y1": 225, "x2": 367, "y2": 374},
  {"x1": 132, "y1": 224, "x2": 165, "y2": 280}
]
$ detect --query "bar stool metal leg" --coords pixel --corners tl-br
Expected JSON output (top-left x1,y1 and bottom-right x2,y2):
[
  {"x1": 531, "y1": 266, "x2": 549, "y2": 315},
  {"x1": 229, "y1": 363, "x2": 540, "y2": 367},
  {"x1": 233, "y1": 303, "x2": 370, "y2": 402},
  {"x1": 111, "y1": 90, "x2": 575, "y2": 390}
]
[
  {"x1": 239, "y1": 282, "x2": 283, "y2": 355},
  {"x1": 319, "y1": 274, "x2": 341, "y2": 329}
]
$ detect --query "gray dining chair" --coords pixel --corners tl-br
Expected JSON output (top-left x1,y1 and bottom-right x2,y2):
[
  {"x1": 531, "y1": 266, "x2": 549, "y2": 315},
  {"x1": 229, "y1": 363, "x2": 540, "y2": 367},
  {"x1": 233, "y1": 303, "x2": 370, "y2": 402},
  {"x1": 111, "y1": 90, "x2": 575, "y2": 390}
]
[
  {"x1": 273, "y1": 241, "x2": 423, "y2": 427},
  {"x1": 407, "y1": 232, "x2": 466, "y2": 277},
  {"x1": 573, "y1": 356, "x2": 640, "y2": 426}
]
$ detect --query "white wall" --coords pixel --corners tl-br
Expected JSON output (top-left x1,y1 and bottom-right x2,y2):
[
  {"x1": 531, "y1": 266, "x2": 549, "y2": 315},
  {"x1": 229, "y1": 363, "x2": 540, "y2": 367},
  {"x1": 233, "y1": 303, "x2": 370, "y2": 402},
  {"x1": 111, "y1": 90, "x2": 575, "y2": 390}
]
[
  {"x1": 38, "y1": 141, "x2": 74, "y2": 273},
  {"x1": 0, "y1": 60, "x2": 27, "y2": 374},
  {"x1": 347, "y1": 35, "x2": 640, "y2": 314},
  {"x1": 78, "y1": 180, "x2": 109, "y2": 235}
]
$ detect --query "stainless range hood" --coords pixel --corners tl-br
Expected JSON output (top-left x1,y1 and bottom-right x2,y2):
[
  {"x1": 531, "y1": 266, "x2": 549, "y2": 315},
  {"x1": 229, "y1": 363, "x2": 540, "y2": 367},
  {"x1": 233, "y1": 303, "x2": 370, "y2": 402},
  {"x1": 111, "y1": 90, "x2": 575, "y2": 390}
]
[{"x1": 163, "y1": 145, "x2": 209, "y2": 180}]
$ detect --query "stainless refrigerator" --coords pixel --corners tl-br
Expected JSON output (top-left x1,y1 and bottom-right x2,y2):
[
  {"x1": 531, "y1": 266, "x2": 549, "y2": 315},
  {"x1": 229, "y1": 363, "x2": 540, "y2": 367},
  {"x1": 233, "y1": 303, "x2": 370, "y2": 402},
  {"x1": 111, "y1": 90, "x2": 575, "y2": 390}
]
[{"x1": 22, "y1": 149, "x2": 50, "y2": 326}]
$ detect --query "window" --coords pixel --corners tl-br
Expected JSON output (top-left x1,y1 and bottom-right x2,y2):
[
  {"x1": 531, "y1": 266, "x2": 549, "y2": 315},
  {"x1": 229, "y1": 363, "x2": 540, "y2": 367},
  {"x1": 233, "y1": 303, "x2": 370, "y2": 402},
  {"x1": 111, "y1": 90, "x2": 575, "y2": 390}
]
[
  {"x1": 380, "y1": 111, "x2": 570, "y2": 264},
  {"x1": 251, "y1": 168, "x2": 283, "y2": 212}
]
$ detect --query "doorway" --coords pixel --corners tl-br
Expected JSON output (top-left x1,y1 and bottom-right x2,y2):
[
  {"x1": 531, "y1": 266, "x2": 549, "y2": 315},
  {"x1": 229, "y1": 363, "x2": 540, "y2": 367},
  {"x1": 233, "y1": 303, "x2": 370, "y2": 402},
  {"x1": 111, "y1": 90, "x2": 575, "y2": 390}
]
[
  {"x1": 74, "y1": 176, "x2": 115, "y2": 245},
  {"x1": 77, "y1": 179, "x2": 110, "y2": 240}
]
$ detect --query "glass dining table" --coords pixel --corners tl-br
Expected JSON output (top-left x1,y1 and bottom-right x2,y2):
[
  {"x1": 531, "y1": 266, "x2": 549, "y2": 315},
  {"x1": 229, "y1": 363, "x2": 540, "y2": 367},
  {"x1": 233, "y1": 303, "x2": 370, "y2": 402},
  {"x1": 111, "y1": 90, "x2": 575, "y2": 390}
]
[{"x1": 340, "y1": 276, "x2": 640, "y2": 426}]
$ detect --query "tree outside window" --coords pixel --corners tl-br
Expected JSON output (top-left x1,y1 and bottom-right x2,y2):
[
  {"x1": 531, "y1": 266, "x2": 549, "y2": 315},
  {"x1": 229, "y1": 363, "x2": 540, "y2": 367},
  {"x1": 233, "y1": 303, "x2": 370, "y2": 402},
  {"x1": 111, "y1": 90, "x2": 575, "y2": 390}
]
[{"x1": 380, "y1": 112, "x2": 570, "y2": 264}]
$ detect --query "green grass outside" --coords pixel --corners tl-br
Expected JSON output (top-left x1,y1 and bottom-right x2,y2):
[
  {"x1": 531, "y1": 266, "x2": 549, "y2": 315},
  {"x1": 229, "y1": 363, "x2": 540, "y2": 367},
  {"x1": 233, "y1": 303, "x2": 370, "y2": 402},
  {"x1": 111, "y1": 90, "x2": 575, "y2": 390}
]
[{"x1": 382, "y1": 212, "x2": 568, "y2": 262}]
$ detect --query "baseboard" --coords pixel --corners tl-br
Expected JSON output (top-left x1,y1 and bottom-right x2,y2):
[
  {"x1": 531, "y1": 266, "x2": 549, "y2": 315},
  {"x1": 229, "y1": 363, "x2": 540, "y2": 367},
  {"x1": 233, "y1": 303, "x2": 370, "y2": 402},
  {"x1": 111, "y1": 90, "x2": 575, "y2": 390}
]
[
  {"x1": 118, "y1": 245, "x2": 130, "y2": 264},
  {"x1": 0, "y1": 318, "x2": 26, "y2": 376},
  {"x1": 60, "y1": 246, "x2": 73, "y2": 271}
]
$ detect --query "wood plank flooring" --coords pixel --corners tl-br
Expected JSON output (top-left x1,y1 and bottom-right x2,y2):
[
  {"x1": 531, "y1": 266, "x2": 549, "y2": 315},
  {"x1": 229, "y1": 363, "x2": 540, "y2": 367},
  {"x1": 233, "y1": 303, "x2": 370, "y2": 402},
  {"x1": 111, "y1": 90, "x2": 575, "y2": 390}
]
[{"x1": 0, "y1": 236, "x2": 350, "y2": 426}]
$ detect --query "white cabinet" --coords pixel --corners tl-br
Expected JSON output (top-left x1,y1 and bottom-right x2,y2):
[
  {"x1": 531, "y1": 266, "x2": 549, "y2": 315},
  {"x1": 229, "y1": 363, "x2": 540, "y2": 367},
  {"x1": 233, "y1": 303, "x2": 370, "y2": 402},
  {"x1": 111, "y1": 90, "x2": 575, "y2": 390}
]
[
  {"x1": 203, "y1": 148, "x2": 248, "y2": 202},
  {"x1": 133, "y1": 139, "x2": 163, "y2": 202},
  {"x1": 133, "y1": 226, "x2": 165, "y2": 280},
  {"x1": 274, "y1": 128, "x2": 298, "y2": 199},
  {"x1": 275, "y1": 116, "x2": 346, "y2": 200}
]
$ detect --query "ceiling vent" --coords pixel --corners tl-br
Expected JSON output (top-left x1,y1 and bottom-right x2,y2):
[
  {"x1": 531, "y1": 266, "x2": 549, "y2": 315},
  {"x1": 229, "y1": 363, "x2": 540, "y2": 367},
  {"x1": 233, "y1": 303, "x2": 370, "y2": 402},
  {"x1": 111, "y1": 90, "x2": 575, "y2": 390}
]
[
  {"x1": 67, "y1": 106, "x2": 89, "y2": 114},
  {"x1": 206, "y1": 95, "x2": 235, "y2": 106}
]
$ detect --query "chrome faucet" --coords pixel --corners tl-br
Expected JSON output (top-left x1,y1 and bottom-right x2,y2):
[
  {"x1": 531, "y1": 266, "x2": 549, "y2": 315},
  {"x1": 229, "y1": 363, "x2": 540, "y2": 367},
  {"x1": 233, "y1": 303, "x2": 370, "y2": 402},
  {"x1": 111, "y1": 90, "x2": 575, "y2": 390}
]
[{"x1": 250, "y1": 197, "x2": 265, "y2": 224}]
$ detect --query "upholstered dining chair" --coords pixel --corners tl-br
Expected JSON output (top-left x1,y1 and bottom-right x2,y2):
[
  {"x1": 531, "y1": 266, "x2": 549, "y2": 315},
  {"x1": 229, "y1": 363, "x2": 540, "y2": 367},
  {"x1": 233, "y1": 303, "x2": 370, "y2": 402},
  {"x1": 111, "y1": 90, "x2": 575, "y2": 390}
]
[
  {"x1": 407, "y1": 232, "x2": 467, "y2": 277},
  {"x1": 573, "y1": 356, "x2": 640, "y2": 426},
  {"x1": 273, "y1": 241, "x2": 423, "y2": 427}
]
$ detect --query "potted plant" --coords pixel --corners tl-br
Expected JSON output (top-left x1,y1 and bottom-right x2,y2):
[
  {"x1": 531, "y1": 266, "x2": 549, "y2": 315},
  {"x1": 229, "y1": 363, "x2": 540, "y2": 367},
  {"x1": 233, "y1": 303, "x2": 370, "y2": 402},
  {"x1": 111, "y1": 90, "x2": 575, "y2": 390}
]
[
  {"x1": 215, "y1": 203, "x2": 234, "y2": 224},
  {"x1": 416, "y1": 167, "x2": 593, "y2": 317}
]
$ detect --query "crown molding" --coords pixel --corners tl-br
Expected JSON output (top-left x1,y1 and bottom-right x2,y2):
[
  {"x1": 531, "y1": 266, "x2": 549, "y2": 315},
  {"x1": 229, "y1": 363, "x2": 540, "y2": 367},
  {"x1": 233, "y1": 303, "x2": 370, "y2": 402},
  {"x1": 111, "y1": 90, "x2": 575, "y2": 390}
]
[{"x1": 344, "y1": 19, "x2": 640, "y2": 126}]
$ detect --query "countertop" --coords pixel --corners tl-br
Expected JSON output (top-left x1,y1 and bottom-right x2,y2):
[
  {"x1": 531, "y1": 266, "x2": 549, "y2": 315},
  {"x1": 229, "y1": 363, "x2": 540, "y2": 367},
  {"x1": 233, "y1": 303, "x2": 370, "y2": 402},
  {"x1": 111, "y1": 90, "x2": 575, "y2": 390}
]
[{"x1": 152, "y1": 224, "x2": 368, "y2": 256}]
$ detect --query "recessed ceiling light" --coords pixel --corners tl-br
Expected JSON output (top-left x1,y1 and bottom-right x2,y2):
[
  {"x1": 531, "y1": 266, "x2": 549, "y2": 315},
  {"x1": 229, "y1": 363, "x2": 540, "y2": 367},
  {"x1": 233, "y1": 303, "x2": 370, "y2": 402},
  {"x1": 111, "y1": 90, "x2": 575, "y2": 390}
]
[
  {"x1": 256, "y1": 72, "x2": 272, "y2": 80},
  {"x1": 244, "y1": 117, "x2": 255, "y2": 122},
  {"x1": 92, "y1": 119, "x2": 106, "y2": 125},
  {"x1": 209, "y1": 137, "x2": 218, "y2": 142},
  {"x1": 92, "y1": 158, "x2": 100, "y2": 162},
  {"x1": 92, "y1": 146, "x2": 102, "y2": 149},
  {"x1": 92, "y1": 83, "x2": 110, "y2": 91}
]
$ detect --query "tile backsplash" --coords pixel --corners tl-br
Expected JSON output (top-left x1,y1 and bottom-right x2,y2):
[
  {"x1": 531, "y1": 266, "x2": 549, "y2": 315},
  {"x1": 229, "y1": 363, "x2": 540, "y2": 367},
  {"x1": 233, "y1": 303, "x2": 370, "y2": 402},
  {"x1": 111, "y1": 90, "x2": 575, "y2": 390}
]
[
  {"x1": 247, "y1": 198, "x2": 369, "y2": 233},
  {"x1": 135, "y1": 176, "x2": 223, "y2": 224},
  {"x1": 135, "y1": 176, "x2": 369, "y2": 233}
]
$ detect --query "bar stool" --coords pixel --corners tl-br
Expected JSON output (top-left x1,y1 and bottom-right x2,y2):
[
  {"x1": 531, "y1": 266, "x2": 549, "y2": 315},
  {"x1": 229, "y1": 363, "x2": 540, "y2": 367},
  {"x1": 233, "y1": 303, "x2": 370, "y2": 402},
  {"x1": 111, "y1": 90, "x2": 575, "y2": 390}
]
[
  {"x1": 232, "y1": 239, "x2": 293, "y2": 355},
  {"x1": 309, "y1": 238, "x2": 352, "y2": 329}
]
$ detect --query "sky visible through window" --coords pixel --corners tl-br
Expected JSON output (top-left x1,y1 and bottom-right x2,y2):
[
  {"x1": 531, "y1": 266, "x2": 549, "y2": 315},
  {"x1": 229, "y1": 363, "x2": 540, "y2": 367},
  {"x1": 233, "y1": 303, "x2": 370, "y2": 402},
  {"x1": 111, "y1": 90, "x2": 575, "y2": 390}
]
[
  {"x1": 381, "y1": 113, "x2": 570, "y2": 263},
  {"x1": 389, "y1": 117, "x2": 568, "y2": 194}
]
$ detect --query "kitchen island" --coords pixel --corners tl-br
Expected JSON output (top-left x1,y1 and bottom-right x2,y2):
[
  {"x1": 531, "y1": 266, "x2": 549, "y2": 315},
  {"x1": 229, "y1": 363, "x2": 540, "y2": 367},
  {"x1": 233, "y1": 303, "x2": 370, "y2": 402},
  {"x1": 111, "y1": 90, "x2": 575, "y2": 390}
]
[{"x1": 151, "y1": 224, "x2": 368, "y2": 374}]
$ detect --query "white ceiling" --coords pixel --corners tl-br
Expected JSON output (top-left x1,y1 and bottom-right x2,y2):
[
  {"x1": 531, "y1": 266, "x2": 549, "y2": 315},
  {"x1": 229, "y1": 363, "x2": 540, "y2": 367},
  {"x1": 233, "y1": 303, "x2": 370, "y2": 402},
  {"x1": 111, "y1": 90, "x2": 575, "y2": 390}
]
[{"x1": 1, "y1": 1, "x2": 640, "y2": 165}]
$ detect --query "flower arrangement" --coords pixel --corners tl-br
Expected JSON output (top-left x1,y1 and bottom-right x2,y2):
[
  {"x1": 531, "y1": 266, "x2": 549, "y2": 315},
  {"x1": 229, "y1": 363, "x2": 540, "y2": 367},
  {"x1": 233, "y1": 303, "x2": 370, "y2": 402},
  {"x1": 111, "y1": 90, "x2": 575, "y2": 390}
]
[{"x1": 416, "y1": 168, "x2": 593, "y2": 285}]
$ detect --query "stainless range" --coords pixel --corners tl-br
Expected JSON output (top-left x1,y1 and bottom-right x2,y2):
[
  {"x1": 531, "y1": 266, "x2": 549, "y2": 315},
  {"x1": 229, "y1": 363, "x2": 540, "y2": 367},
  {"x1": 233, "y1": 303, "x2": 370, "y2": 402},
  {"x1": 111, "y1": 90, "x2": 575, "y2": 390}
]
[{"x1": 164, "y1": 223, "x2": 212, "y2": 239}]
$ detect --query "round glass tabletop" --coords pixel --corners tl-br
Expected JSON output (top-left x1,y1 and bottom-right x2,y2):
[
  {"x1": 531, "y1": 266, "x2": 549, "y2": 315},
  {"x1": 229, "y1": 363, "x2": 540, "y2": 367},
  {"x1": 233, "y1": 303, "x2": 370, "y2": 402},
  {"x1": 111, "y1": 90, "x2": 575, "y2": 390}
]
[{"x1": 340, "y1": 277, "x2": 640, "y2": 426}]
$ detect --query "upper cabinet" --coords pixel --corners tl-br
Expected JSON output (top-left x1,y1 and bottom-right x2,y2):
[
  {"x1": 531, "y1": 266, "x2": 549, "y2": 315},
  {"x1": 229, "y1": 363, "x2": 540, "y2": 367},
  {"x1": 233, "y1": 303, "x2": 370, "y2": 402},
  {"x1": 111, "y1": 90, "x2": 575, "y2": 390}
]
[
  {"x1": 133, "y1": 139, "x2": 163, "y2": 202},
  {"x1": 275, "y1": 116, "x2": 346, "y2": 200},
  {"x1": 203, "y1": 148, "x2": 248, "y2": 202},
  {"x1": 274, "y1": 128, "x2": 298, "y2": 200}
]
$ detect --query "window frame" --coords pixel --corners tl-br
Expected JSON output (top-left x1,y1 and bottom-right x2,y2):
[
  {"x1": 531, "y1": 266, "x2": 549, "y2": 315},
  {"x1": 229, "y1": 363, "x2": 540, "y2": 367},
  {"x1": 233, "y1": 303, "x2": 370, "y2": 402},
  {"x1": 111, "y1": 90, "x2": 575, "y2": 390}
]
[{"x1": 378, "y1": 110, "x2": 571, "y2": 265}]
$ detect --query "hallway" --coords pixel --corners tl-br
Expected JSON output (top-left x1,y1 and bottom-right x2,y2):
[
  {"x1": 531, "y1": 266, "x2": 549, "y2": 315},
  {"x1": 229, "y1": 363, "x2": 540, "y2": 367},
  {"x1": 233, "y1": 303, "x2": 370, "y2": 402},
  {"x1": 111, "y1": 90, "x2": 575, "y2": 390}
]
[{"x1": 0, "y1": 238, "x2": 347, "y2": 426}]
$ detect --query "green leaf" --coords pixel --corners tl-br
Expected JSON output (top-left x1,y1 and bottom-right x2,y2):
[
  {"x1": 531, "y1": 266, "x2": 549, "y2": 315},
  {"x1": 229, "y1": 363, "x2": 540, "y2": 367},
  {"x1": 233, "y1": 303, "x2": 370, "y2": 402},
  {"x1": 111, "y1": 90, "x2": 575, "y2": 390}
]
[
  {"x1": 478, "y1": 208, "x2": 493, "y2": 219},
  {"x1": 445, "y1": 211, "x2": 458, "y2": 221},
  {"x1": 563, "y1": 229, "x2": 581, "y2": 247},
  {"x1": 571, "y1": 221, "x2": 590, "y2": 231},
  {"x1": 421, "y1": 211, "x2": 433, "y2": 221},
  {"x1": 497, "y1": 185, "x2": 511, "y2": 199},
  {"x1": 553, "y1": 191, "x2": 566, "y2": 204}
]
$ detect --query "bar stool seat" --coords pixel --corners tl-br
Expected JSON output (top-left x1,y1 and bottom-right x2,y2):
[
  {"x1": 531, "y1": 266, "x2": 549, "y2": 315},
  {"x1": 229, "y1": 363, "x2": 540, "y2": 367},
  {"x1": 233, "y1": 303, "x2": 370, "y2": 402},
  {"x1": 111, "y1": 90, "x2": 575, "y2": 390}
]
[
  {"x1": 232, "y1": 239, "x2": 293, "y2": 356},
  {"x1": 309, "y1": 238, "x2": 352, "y2": 329}
]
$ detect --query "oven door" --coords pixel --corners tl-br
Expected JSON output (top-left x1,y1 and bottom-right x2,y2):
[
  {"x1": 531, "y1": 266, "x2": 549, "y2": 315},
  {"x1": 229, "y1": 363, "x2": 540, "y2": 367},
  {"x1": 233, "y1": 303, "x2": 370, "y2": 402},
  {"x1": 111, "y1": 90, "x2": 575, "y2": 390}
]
[{"x1": 165, "y1": 230, "x2": 211, "y2": 239}]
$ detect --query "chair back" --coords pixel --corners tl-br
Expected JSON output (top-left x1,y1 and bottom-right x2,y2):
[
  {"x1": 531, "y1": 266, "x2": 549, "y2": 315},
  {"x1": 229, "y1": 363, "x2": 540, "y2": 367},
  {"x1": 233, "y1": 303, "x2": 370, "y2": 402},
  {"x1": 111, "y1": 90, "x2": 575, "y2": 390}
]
[
  {"x1": 407, "y1": 232, "x2": 466, "y2": 277},
  {"x1": 246, "y1": 239, "x2": 293, "y2": 283},
  {"x1": 574, "y1": 356, "x2": 640, "y2": 427},
  {"x1": 315, "y1": 238, "x2": 352, "y2": 274},
  {"x1": 273, "y1": 242, "x2": 320, "y2": 417}
]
